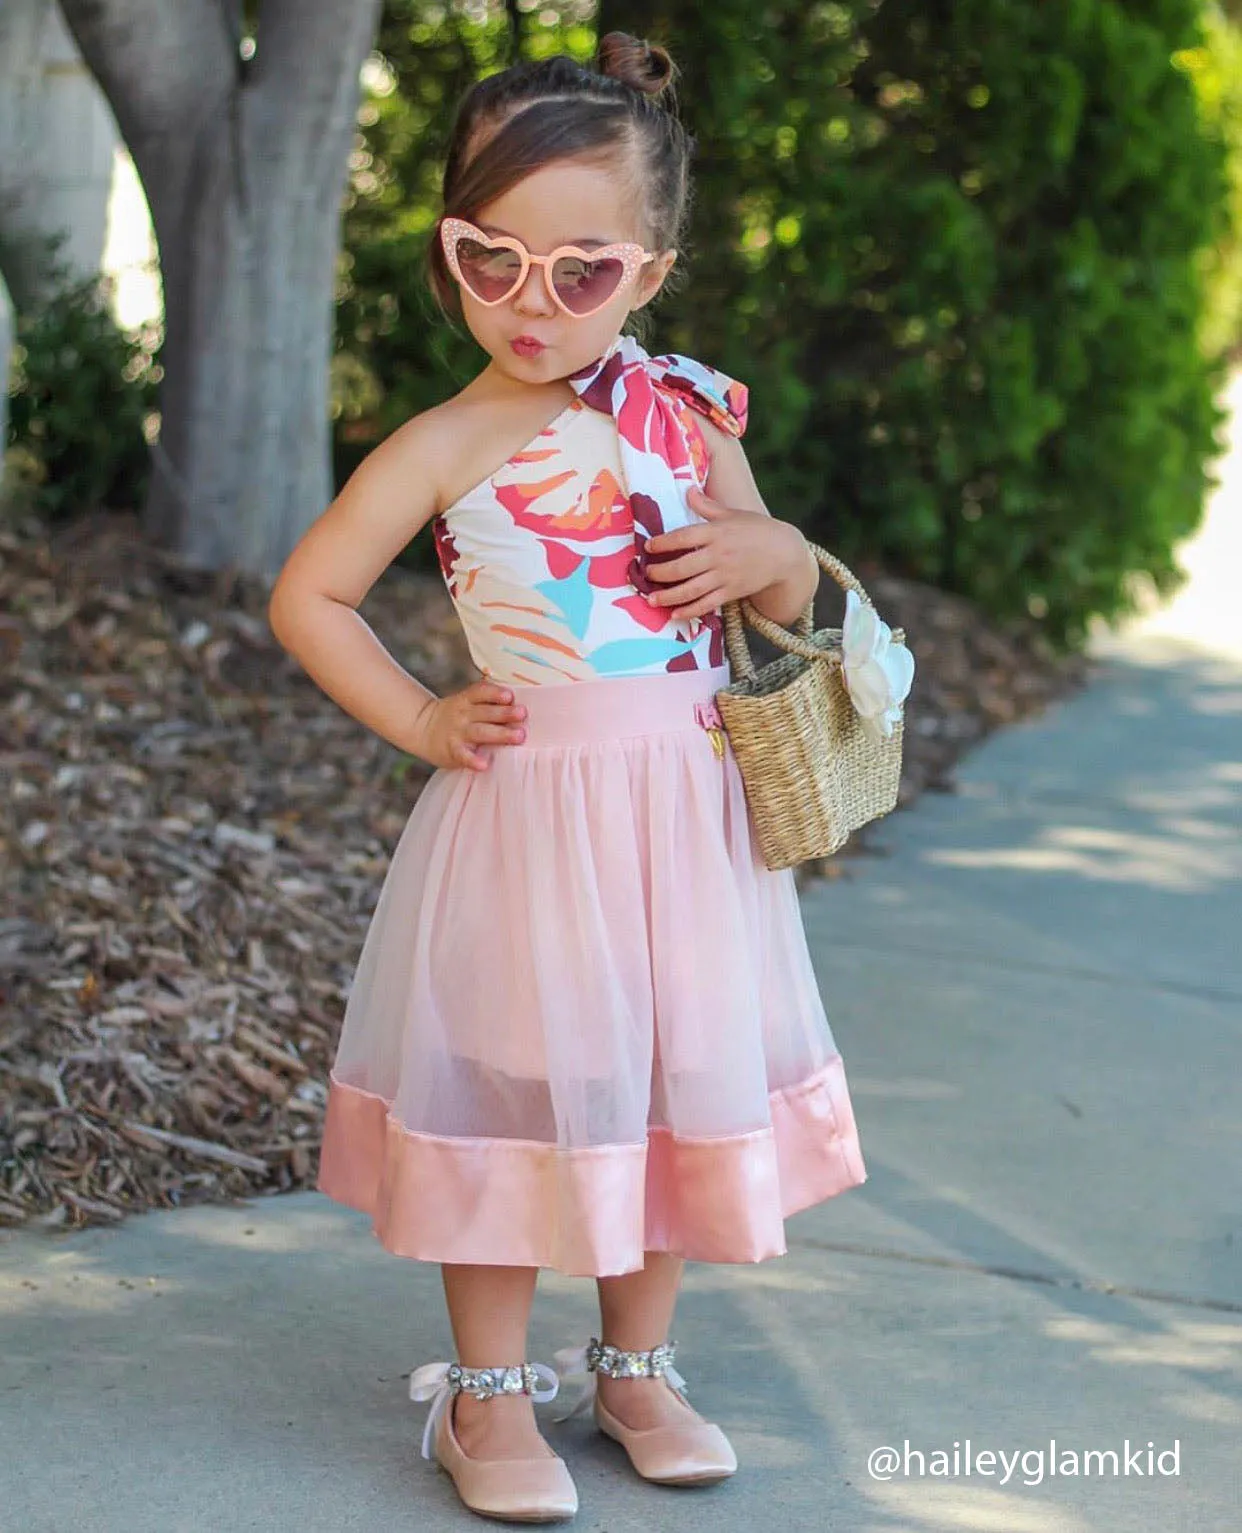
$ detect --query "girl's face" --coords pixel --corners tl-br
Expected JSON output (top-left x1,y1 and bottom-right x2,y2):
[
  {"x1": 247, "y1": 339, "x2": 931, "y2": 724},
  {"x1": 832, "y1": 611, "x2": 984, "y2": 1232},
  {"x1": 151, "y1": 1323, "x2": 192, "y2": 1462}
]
[{"x1": 455, "y1": 156, "x2": 677, "y2": 384}]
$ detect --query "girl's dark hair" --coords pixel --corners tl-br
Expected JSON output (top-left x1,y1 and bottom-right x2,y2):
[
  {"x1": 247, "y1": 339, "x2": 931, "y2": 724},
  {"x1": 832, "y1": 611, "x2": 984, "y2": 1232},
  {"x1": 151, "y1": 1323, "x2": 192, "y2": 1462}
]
[{"x1": 426, "y1": 31, "x2": 696, "y2": 342}]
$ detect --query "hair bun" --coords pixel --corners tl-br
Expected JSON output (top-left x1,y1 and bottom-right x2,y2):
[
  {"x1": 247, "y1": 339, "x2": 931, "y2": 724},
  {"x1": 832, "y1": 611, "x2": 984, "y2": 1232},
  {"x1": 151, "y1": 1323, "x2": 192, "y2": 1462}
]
[{"x1": 597, "y1": 30, "x2": 677, "y2": 98}]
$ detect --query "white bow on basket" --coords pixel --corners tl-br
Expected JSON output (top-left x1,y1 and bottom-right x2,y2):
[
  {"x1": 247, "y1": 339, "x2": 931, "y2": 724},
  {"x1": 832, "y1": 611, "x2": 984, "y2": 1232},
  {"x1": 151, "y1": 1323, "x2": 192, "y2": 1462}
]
[
  {"x1": 549, "y1": 1343, "x2": 689, "y2": 1424},
  {"x1": 840, "y1": 588, "x2": 915, "y2": 745},
  {"x1": 408, "y1": 1361, "x2": 561, "y2": 1460}
]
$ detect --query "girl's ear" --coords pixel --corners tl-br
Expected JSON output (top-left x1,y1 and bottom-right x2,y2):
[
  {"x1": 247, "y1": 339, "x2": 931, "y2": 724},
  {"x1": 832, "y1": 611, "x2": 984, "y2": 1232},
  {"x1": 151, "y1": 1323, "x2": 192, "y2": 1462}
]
[{"x1": 633, "y1": 248, "x2": 677, "y2": 310}]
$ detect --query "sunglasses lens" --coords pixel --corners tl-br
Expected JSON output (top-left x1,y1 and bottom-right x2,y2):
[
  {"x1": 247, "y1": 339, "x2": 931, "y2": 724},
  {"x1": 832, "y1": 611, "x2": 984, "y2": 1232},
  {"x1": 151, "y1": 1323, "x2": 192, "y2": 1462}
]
[
  {"x1": 552, "y1": 254, "x2": 626, "y2": 314},
  {"x1": 454, "y1": 235, "x2": 523, "y2": 303}
]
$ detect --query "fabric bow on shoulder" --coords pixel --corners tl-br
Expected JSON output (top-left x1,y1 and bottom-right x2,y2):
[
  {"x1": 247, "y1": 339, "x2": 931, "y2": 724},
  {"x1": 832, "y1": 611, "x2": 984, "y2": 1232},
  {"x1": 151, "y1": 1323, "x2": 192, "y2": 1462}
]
[{"x1": 567, "y1": 332, "x2": 749, "y2": 637}]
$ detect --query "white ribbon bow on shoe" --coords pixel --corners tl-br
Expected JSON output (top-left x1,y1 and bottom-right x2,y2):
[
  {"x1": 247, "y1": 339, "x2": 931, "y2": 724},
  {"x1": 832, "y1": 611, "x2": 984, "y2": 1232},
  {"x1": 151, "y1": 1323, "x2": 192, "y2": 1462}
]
[
  {"x1": 408, "y1": 1362, "x2": 562, "y2": 1461},
  {"x1": 840, "y1": 588, "x2": 916, "y2": 746},
  {"x1": 550, "y1": 1343, "x2": 689, "y2": 1424}
]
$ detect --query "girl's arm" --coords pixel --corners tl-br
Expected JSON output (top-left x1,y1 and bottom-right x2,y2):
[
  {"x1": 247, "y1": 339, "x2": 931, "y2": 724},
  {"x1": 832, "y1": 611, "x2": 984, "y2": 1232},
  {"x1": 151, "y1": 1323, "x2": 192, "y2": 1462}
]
[
  {"x1": 267, "y1": 410, "x2": 450, "y2": 757},
  {"x1": 700, "y1": 422, "x2": 820, "y2": 630}
]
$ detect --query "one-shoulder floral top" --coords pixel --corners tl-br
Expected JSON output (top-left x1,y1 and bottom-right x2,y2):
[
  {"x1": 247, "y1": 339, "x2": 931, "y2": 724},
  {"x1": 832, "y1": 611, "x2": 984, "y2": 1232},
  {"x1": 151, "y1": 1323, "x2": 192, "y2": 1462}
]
[{"x1": 431, "y1": 339, "x2": 749, "y2": 687}]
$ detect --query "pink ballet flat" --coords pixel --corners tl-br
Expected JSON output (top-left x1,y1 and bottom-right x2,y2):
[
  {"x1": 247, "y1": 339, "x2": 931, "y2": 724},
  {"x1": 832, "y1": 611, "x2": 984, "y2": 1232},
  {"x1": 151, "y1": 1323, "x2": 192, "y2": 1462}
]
[
  {"x1": 409, "y1": 1359, "x2": 579, "y2": 1522},
  {"x1": 551, "y1": 1337, "x2": 738, "y2": 1486}
]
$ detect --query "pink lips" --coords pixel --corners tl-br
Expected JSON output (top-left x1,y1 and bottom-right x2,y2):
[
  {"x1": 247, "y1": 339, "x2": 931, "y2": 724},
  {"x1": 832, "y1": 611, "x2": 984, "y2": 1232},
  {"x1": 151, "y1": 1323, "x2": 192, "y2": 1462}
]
[{"x1": 511, "y1": 336, "x2": 545, "y2": 357}]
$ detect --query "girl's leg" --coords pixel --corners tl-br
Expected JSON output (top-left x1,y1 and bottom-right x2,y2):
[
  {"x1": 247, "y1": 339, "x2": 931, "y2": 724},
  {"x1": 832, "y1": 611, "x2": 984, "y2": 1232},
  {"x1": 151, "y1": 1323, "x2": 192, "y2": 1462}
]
[
  {"x1": 594, "y1": 1251, "x2": 705, "y2": 1430},
  {"x1": 441, "y1": 1262, "x2": 557, "y2": 1460}
]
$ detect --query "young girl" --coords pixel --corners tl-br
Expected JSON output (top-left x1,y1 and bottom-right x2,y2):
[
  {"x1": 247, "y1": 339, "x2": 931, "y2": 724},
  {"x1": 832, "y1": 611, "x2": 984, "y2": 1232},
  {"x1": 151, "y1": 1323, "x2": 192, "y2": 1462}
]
[{"x1": 269, "y1": 32, "x2": 867, "y2": 1523}]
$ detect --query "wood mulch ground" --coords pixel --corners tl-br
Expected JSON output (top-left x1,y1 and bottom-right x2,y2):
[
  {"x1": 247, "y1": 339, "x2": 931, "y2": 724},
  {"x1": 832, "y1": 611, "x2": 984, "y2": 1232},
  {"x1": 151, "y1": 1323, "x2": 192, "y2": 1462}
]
[{"x1": 0, "y1": 507, "x2": 1093, "y2": 1232}]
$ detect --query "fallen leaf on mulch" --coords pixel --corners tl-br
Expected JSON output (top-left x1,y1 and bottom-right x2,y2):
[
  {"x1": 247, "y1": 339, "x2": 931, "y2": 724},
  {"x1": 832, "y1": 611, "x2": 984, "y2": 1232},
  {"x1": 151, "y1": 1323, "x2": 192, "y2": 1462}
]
[{"x1": 0, "y1": 508, "x2": 1090, "y2": 1231}]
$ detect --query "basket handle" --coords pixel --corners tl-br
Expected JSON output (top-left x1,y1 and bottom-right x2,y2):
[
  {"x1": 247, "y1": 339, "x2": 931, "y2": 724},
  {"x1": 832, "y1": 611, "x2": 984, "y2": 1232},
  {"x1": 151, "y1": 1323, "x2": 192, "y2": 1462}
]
[{"x1": 722, "y1": 539, "x2": 905, "y2": 680}]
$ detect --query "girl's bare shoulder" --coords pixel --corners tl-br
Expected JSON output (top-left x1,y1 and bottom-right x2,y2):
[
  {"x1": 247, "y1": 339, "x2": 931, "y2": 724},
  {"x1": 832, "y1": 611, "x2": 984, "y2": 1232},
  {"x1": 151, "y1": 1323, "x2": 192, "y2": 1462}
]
[
  {"x1": 341, "y1": 390, "x2": 493, "y2": 529},
  {"x1": 371, "y1": 392, "x2": 476, "y2": 504},
  {"x1": 427, "y1": 382, "x2": 579, "y2": 513}
]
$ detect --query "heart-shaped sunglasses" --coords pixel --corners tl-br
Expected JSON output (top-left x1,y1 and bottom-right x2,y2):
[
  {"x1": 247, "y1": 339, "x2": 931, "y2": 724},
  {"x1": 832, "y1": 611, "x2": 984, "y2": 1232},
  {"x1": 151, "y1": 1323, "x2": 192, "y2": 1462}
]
[{"x1": 439, "y1": 216, "x2": 658, "y2": 318}]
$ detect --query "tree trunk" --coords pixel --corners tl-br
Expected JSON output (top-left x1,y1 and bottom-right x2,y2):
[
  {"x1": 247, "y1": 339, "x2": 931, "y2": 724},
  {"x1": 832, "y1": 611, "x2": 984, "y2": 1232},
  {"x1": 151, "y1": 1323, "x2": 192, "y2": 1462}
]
[
  {"x1": 57, "y1": 0, "x2": 382, "y2": 577},
  {"x1": 0, "y1": 0, "x2": 55, "y2": 452},
  {"x1": 0, "y1": 274, "x2": 12, "y2": 458},
  {"x1": 141, "y1": 105, "x2": 353, "y2": 571},
  {"x1": 0, "y1": 0, "x2": 58, "y2": 309}
]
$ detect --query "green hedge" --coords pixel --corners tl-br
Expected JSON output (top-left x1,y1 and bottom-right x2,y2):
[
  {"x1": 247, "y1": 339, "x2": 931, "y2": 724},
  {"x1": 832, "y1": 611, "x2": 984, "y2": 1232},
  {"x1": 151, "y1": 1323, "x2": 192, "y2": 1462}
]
[
  {"x1": 1184, "y1": 4, "x2": 1242, "y2": 360},
  {"x1": 335, "y1": 1, "x2": 1232, "y2": 649}
]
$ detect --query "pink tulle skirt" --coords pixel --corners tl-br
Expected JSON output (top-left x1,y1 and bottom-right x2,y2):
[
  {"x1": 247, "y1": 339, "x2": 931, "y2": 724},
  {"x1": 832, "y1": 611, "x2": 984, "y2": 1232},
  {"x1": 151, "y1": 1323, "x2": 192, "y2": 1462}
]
[{"x1": 317, "y1": 661, "x2": 866, "y2": 1277}]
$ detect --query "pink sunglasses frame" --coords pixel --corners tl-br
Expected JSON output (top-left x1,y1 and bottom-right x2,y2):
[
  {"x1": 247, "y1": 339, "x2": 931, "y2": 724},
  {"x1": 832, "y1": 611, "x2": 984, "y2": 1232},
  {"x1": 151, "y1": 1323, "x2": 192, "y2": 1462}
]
[{"x1": 439, "y1": 215, "x2": 658, "y2": 318}]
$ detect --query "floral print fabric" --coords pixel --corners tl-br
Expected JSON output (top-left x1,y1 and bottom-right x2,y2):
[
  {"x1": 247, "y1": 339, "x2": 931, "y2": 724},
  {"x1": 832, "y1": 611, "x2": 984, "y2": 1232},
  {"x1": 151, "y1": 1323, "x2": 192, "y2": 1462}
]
[
  {"x1": 566, "y1": 333, "x2": 750, "y2": 614},
  {"x1": 431, "y1": 333, "x2": 749, "y2": 686}
]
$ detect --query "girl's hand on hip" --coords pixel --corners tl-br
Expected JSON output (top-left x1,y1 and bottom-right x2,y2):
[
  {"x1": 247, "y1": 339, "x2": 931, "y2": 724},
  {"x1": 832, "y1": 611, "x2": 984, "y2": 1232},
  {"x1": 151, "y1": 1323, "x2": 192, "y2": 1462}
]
[
  {"x1": 410, "y1": 680, "x2": 528, "y2": 772},
  {"x1": 642, "y1": 486, "x2": 804, "y2": 622}
]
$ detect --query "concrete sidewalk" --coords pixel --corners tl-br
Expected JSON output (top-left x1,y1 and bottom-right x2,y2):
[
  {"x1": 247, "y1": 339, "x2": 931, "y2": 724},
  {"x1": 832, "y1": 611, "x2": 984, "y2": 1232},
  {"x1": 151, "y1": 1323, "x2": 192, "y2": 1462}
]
[{"x1": 4, "y1": 477, "x2": 1241, "y2": 1531}]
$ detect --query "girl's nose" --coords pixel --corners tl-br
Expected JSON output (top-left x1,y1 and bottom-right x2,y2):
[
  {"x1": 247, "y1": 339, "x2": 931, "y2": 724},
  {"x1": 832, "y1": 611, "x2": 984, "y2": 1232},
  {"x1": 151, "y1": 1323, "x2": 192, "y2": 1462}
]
[{"x1": 513, "y1": 261, "x2": 557, "y2": 316}]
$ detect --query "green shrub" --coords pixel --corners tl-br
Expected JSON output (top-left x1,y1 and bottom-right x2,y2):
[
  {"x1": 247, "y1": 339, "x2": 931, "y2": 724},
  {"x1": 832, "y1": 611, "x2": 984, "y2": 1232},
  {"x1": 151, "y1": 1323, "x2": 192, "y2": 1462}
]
[
  {"x1": 1180, "y1": 4, "x2": 1242, "y2": 361},
  {"x1": 6, "y1": 275, "x2": 160, "y2": 520}
]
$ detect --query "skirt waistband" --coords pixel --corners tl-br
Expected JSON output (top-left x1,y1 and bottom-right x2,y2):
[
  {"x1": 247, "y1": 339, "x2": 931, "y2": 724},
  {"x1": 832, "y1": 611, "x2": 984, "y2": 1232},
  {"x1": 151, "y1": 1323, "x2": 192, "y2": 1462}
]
[{"x1": 505, "y1": 664, "x2": 732, "y2": 749}]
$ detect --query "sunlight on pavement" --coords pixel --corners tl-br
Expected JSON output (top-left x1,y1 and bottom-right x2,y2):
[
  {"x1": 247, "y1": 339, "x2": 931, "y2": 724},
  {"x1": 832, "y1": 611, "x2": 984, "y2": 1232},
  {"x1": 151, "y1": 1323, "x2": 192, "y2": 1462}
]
[{"x1": 928, "y1": 821, "x2": 1240, "y2": 891}]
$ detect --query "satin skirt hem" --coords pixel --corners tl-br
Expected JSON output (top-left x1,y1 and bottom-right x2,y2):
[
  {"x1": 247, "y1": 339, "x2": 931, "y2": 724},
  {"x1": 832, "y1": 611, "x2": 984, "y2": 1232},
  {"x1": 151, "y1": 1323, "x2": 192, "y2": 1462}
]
[{"x1": 316, "y1": 1053, "x2": 867, "y2": 1278}]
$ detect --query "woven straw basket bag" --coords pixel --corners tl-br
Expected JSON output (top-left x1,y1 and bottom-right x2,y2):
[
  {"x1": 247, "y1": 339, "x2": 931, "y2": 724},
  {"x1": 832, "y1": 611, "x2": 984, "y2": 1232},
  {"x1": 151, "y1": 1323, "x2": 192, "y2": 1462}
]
[{"x1": 714, "y1": 541, "x2": 910, "y2": 871}]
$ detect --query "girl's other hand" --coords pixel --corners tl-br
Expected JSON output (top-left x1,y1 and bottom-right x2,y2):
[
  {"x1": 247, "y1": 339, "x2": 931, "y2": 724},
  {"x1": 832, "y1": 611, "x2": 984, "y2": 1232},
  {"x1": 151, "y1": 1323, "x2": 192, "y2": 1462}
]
[{"x1": 411, "y1": 680, "x2": 528, "y2": 772}]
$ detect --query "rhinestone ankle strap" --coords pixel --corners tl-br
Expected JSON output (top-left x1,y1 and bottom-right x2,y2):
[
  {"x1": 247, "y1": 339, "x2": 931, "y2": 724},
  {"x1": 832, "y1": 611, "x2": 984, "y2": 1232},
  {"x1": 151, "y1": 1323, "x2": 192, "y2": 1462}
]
[
  {"x1": 446, "y1": 1363, "x2": 548, "y2": 1400},
  {"x1": 409, "y1": 1359, "x2": 560, "y2": 1460},
  {"x1": 585, "y1": 1337, "x2": 678, "y2": 1379},
  {"x1": 551, "y1": 1337, "x2": 686, "y2": 1423}
]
